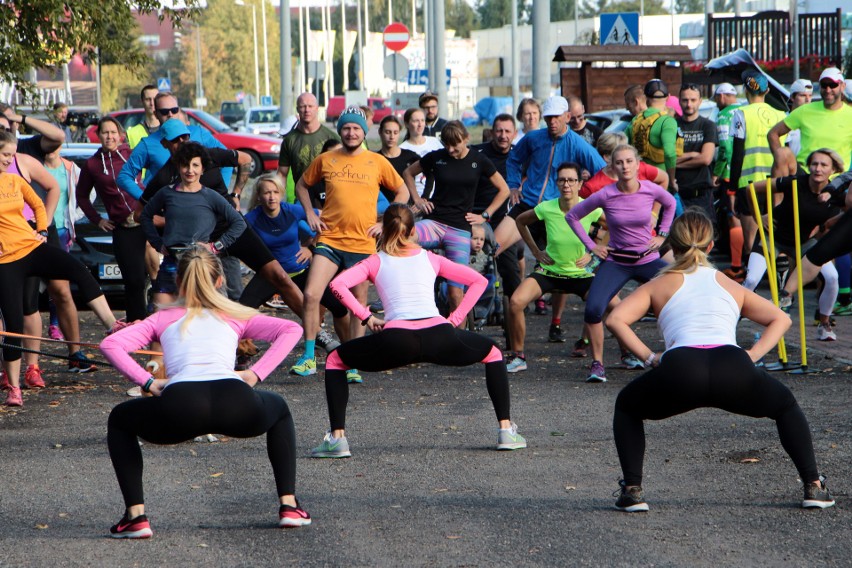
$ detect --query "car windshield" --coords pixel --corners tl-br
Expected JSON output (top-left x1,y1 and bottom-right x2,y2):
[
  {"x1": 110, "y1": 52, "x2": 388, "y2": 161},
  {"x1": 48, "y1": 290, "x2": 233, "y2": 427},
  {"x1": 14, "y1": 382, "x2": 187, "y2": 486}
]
[
  {"x1": 250, "y1": 109, "x2": 281, "y2": 124},
  {"x1": 190, "y1": 110, "x2": 234, "y2": 133}
]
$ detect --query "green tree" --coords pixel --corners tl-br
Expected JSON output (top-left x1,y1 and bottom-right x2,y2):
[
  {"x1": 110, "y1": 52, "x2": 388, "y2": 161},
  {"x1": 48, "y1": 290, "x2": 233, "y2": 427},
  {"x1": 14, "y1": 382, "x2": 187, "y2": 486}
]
[
  {"x1": 0, "y1": 0, "x2": 200, "y2": 103},
  {"x1": 551, "y1": 0, "x2": 579, "y2": 22},
  {"x1": 447, "y1": 0, "x2": 478, "y2": 37}
]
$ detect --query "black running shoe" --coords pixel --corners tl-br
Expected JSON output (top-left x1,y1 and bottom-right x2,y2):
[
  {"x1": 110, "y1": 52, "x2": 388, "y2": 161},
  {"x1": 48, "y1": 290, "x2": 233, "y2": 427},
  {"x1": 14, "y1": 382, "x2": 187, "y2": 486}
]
[
  {"x1": 548, "y1": 324, "x2": 565, "y2": 343},
  {"x1": 802, "y1": 476, "x2": 836, "y2": 509},
  {"x1": 614, "y1": 481, "x2": 649, "y2": 512}
]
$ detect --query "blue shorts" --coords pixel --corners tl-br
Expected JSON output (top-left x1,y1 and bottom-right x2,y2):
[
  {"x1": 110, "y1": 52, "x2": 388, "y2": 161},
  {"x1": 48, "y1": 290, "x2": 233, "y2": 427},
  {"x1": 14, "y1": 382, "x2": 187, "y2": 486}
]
[
  {"x1": 314, "y1": 243, "x2": 371, "y2": 270},
  {"x1": 153, "y1": 256, "x2": 178, "y2": 295}
]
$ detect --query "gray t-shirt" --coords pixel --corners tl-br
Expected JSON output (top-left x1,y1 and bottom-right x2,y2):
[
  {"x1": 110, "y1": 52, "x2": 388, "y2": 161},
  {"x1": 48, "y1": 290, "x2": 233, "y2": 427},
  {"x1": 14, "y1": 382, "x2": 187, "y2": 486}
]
[
  {"x1": 141, "y1": 185, "x2": 246, "y2": 251},
  {"x1": 277, "y1": 125, "x2": 340, "y2": 182}
]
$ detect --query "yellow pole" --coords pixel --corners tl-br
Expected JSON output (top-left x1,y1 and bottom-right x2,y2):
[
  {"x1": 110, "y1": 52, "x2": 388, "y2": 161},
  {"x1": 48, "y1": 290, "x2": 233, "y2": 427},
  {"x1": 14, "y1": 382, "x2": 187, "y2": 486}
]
[
  {"x1": 748, "y1": 182, "x2": 788, "y2": 364},
  {"x1": 791, "y1": 178, "x2": 808, "y2": 369},
  {"x1": 763, "y1": 178, "x2": 787, "y2": 362}
]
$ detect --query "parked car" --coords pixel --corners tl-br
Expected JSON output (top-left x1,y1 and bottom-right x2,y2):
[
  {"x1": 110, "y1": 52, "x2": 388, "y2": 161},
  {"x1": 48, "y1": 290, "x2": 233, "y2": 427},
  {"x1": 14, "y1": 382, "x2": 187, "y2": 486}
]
[
  {"x1": 237, "y1": 105, "x2": 282, "y2": 136},
  {"x1": 326, "y1": 96, "x2": 398, "y2": 124},
  {"x1": 219, "y1": 101, "x2": 247, "y2": 127},
  {"x1": 86, "y1": 108, "x2": 280, "y2": 177}
]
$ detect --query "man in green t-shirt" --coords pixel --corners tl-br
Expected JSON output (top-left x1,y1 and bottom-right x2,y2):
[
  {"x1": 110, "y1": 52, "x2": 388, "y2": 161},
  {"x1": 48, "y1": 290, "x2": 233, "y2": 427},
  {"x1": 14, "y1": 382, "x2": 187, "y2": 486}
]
[
  {"x1": 712, "y1": 82, "x2": 742, "y2": 187},
  {"x1": 626, "y1": 79, "x2": 679, "y2": 193},
  {"x1": 768, "y1": 67, "x2": 852, "y2": 175},
  {"x1": 276, "y1": 92, "x2": 340, "y2": 200}
]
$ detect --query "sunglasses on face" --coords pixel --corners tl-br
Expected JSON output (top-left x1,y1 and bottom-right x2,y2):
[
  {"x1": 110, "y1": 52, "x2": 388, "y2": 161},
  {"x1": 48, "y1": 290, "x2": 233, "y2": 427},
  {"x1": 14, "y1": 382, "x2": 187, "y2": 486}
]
[
  {"x1": 0, "y1": 126, "x2": 8, "y2": 132},
  {"x1": 157, "y1": 107, "x2": 181, "y2": 117},
  {"x1": 820, "y1": 81, "x2": 840, "y2": 89}
]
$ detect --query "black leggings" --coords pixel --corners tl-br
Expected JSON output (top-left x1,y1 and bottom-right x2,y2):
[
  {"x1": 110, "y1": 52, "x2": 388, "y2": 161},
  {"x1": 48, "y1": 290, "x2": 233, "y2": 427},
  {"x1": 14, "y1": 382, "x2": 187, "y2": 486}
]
[
  {"x1": 0, "y1": 244, "x2": 102, "y2": 361},
  {"x1": 325, "y1": 323, "x2": 511, "y2": 430},
  {"x1": 240, "y1": 269, "x2": 346, "y2": 318},
  {"x1": 112, "y1": 225, "x2": 149, "y2": 321},
  {"x1": 107, "y1": 379, "x2": 297, "y2": 507},
  {"x1": 613, "y1": 346, "x2": 819, "y2": 486},
  {"x1": 806, "y1": 208, "x2": 852, "y2": 266}
]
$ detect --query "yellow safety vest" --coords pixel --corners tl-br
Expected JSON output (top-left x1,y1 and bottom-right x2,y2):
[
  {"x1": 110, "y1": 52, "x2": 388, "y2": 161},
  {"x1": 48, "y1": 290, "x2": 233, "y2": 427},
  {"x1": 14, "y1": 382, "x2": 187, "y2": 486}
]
[{"x1": 737, "y1": 102, "x2": 787, "y2": 188}]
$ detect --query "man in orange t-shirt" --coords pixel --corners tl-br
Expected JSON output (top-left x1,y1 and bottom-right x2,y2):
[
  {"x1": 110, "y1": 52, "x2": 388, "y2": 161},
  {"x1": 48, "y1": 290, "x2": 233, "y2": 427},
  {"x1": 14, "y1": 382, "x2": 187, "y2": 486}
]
[{"x1": 294, "y1": 107, "x2": 408, "y2": 380}]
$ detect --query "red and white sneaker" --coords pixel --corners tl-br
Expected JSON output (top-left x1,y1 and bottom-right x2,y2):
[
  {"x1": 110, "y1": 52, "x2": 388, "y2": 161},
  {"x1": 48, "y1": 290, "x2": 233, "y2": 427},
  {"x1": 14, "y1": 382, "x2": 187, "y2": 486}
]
[
  {"x1": 109, "y1": 514, "x2": 153, "y2": 539},
  {"x1": 5, "y1": 386, "x2": 23, "y2": 407},
  {"x1": 278, "y1": 501, "x2": 311, "y2": 528},
  {"x1": 24, "y1": 364, "x2": 45, "y2": 389}
]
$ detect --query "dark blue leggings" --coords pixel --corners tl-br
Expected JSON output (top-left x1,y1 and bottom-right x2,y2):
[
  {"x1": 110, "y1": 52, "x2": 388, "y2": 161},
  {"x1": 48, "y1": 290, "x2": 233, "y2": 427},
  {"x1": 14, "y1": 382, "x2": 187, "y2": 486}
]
[
  {"x1": 613, "y1": 346, "x2": 820, "y2": 486},
  {"x1": 108, "y1": 379, "x2": 297, "y2": 507},
  {"x1": 584, "y1": 259, "x2": 667, "y2": 324}
]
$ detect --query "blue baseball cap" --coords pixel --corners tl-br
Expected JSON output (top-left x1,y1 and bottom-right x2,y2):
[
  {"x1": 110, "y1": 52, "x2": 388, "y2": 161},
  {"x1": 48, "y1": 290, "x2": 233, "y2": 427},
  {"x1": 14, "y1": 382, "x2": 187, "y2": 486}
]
[
  {"x1": 160, "y1": 118, "x2": 191, "y2": 141},
  {"x1": 741, "y1": 70, "x2": 768, "y2": 94}
]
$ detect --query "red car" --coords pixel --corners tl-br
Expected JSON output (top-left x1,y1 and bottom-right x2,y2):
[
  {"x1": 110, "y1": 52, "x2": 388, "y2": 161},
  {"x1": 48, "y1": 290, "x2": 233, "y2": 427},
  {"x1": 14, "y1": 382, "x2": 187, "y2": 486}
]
[
  {"x1": 87, "y1": 108, "x2": 281, "y2": 177},
  {"x1": 326, "y1": 96, "x2": 400, "y2": 124}
]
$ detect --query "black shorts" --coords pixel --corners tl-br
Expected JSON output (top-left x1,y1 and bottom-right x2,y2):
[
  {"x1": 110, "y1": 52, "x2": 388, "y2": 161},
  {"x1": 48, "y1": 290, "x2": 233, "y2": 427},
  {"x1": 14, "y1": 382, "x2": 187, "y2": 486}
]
[{"x1": 530, "y1": 270, "x2": 593, "y2": 298}]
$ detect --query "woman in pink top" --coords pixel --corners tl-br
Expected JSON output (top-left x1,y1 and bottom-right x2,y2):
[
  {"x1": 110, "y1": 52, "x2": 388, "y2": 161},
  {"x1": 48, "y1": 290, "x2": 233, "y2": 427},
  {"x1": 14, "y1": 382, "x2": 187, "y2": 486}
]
[
  {"x1": 309, "y1": 204, "x2": 527, "y2": 458},
  {"x1": 99, "y1": 246, "x2": 310, "y2": 539}
]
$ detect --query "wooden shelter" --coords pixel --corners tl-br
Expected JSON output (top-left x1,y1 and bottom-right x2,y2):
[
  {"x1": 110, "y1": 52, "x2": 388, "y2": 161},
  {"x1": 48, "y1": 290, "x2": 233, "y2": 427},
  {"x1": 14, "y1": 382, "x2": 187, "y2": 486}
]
[{"x1": 553, "y1": 45, "x2": 693, "y2": 112}]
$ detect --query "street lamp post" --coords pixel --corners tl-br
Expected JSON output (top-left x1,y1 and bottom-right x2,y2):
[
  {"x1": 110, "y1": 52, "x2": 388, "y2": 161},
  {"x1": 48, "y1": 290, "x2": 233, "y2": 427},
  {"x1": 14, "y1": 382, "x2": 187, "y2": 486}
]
[{"x1": 236, "y1": 0, "x2": 261, "y2": 104}]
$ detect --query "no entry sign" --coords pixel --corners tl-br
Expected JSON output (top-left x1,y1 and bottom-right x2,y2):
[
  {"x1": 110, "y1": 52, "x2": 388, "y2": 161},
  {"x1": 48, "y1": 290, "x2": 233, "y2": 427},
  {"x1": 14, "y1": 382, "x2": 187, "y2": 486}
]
[{"x1": 383, "y1": 22, "x2": 410, "y2": 52}]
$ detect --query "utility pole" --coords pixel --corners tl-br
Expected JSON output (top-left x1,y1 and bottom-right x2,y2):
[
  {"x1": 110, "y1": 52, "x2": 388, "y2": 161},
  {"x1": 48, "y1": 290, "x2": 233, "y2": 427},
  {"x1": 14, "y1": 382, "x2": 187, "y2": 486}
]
[
  {"x1": 511, "y1": 0, "x2": 519, "y2": 116},
  {"x1": 531, "y1": 0, "x2": 550, "y2": 99},
  {"x1": 281, "y1": 0, "x2": 293, "y2": 123},
  {"x1": 434, "y1": 0, "x2": 447, "y2": 117}
]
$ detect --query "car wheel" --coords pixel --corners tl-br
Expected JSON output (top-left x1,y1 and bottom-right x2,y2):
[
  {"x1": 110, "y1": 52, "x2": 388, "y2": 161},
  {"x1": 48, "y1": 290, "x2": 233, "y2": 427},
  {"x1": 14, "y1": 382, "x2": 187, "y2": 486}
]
[{"x1": 243, "y1": 150, "x2": 263, "y2": 177}]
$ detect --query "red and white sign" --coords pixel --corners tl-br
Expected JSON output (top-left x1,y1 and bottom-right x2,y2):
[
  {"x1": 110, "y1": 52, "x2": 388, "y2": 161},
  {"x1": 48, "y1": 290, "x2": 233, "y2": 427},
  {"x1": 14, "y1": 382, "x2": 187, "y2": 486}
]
[{"x1": 383, "y1": 23, "x2": 410, "y2": 52}]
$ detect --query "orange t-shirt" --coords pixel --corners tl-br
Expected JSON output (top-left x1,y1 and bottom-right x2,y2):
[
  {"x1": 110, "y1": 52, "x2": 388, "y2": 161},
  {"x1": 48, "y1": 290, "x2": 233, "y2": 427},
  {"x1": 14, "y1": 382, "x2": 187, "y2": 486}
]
[
  {"x1": 0, "y1": 173, "x2": 47, "y2": 263},
  {"x1": 301, "y1": 149, "x2": 403, "y2": 254}
]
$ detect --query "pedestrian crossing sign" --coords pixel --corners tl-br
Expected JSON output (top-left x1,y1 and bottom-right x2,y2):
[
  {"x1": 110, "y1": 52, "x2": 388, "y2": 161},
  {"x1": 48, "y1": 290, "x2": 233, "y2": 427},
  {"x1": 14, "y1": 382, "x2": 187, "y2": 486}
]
[
  {"x1": 157, "y1": 77, "x2": 172, "y2": 92},
  {"x1": 600, "y1": 13, "x2": 639, "y2": 46}
]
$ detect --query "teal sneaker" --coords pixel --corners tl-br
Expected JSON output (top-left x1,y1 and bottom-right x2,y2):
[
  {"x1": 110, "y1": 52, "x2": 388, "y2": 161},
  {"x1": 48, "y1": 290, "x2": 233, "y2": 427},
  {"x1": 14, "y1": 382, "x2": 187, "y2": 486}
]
[
  {"x1": 290, "y1": 355, "x2": 316, "y2": 376},
  {"x1": 496, "y1": 423, "x2": 527, "y2": 450},
  {"x1": 311, "y1": 431, "x2": 352, "y2": 458},
  {"x1": 346, "y1": 369, "x2": 362, "y2": 384},
  {"x1": 833, "y1": 302, "x2": 852, "y2": 316}
]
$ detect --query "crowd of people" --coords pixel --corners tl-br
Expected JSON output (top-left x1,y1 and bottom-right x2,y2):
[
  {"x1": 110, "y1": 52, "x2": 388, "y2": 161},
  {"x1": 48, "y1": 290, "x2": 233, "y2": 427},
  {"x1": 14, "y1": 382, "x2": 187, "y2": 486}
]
[{"x1": 1, "y1": 68, "x2": 846, "y2": 534}]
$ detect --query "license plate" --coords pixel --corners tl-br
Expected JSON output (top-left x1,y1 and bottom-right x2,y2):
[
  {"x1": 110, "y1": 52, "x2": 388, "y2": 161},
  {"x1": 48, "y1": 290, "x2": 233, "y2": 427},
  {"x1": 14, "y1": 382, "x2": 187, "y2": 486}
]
[{"x1": 99, "y1": 263, "x2": 122, "y2": 280}]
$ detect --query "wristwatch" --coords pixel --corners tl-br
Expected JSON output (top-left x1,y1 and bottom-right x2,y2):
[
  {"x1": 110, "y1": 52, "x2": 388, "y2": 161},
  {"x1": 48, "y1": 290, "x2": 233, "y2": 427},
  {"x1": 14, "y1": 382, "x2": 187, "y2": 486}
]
[
  {"x1": 229, "y1": 192, "x2": 241, "y2": 199},
  {"x1": 37, "y1": 230, "x2": 49, "y2": 238},
  {"x1": 212, "y1": 240, "x2": 225, "y2": 252},
  {"x1": 481, "y1": 211, "x2": 490, "y2": 220},
  {"x1": 658, "y1": 231, "x2": 669, "y2": 238}
]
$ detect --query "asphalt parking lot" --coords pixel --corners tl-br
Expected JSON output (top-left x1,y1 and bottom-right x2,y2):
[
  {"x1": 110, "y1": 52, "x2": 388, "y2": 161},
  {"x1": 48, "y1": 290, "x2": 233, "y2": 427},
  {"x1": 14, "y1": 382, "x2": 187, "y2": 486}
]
[{"x1": 1, "y1": 295, "x2": 850, "y2": 567}]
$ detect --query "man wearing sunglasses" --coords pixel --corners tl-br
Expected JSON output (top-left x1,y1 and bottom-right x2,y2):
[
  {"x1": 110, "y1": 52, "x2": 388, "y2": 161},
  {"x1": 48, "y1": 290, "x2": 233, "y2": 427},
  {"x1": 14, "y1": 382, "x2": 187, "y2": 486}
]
[
  {"x1": 567, "y1": 96, "x2": 602, "y2": 148},
  {"x1": 117, "y1": 92, "x2": 228, "y2": 201},
  {"x1": 768, "y1": 67, "x2": 852, "y2": 175}
]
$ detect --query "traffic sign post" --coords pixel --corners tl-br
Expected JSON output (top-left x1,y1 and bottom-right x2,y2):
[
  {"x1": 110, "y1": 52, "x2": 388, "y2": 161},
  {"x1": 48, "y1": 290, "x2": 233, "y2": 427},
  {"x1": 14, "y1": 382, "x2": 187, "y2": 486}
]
[
  {"x1": 600, "y1": 13, "x2": 639, "y2": 46},
  {"x1": 157, "y1": 77, "x2": 171, "y2": 92},
  {"x1": 384, "y1": 53, "x2": 410, "y2": 82},
  {"x1": 383, "y1": 22, "x2": 410, "y2": 52}
]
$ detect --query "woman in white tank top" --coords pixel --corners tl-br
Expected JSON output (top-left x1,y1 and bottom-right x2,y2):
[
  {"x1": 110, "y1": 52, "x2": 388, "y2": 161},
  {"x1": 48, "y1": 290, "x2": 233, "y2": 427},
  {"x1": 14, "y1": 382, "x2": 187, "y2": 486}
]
[{"x1": 604, "y1": 208, "x2": 835, "y2": 512}]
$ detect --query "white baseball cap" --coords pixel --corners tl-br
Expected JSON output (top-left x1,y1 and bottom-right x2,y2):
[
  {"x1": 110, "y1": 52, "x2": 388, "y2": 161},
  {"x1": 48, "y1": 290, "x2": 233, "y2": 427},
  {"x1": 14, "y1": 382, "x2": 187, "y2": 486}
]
[
  {"x1": 713, "y1": 83, "x2": 737, "y2": 96},
  {"x1": 541, "y1": 96, "x2": 570, "y2": 117},
  {"x1": 818, "y1": 67, "x2": 844, "y2": 85},
  {"x1": 789, "y1": 79, "x2": 813, "y2": 95}
]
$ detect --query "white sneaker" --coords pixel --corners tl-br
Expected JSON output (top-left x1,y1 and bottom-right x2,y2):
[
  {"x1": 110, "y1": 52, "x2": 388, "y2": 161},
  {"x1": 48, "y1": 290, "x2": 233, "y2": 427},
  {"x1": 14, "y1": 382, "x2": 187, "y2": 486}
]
[{"x1": 816, "y1": 323, "x2": 837, "y2": 341}]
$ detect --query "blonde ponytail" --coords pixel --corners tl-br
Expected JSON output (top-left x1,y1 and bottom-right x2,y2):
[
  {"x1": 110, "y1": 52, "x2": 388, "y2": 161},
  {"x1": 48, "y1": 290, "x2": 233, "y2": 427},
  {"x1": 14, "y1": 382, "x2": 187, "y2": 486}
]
[{"x1": 658, "y1": 207, "x2": 715, "y2": 275}]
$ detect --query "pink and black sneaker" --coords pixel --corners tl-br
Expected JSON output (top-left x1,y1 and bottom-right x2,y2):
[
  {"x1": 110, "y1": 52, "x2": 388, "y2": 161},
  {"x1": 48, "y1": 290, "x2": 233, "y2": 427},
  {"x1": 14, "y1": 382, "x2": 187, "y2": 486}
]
[
  {"x1": 278, "y1": 501, "x2": 311, "y2": 528},
  {"x1": 109, "y1": 514, "x2": 153, "y2": 539}
]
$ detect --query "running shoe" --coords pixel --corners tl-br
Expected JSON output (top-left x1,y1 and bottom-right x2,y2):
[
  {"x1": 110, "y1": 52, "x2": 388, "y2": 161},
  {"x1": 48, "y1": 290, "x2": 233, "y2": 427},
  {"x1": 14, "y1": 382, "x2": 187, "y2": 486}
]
[
  {"x1": 5, "y1": 386, "x2": 23, "y2": 407},
  {"x1": 346, "y1": 369, "x2": 363, "y2": 384},
  {"x1": 802, "y1": 475, "x2": 836, "y2": 509},
  {"x1": 264, "y1": 295, "x2": 288, "y2": 310},
  {"x1": 109, "y1": 513, "x2": 153, "y2": 539},
  {"x1": 68, "y1": 351, "x2": 97, "y2": 373},
  {"x1": 496, "y1": 423, "x2": 527, "y2": 450},
  {"x1": 621, "y1": 352, "x2": 645, "y2": 370},
  {"x1": 614, "y1": 480, "x2": 649, "y2": 512},
  {"x1": 126, "y1": 386, "x2": 143, "y2": 397},
  {"x1": 279, "y1": 500, "x2": 312, "y2": 528},
  {"x1": 311, "y1": 431, "x2": 352, "y2": 458},
  {"x1": 316, "y1": 329, "x2": 341, "y2": 352},
  {"x1": 289, "y1": 356, "x2": 317, "y2": 376},
  {"x1": 369, "y1": 299, "x2": 385, "y2": 314},
  {"x1": 48, "y1": 324, "x2": 64, "y2": 340},
  {"x1": 548, "y1": 324, "x2": 565, "y2": 343},
  {"x1": 25, "y1": 364, "x2": 46, "y2": 388},
  {"x1": 721, "y1": 266, "x2": 746, "y2": 283},
  {"x1": 586, "y1": 360, "x2": 607, "y2": 383},
  {"x1": 816, "y1": 323, "x2": 837, "y2": 342},
  {"x1": 778, "y1": 291, "x2": 793, "y2": 313},
  {"x1": 1, "y1": 368, "x2": 10, "y2": 390},
  {"x1": 506, "y1": 356, "x2": 527, "y2": 373},
  {"x1": 534, "y1": 298, "x2": 548, "y2": 315},
  {"x1": 571, "y1": 338, "x2": 589, "y2": 358},
  {"x1": 832, "y1": 301, "x2": 852, "y2": 316}
]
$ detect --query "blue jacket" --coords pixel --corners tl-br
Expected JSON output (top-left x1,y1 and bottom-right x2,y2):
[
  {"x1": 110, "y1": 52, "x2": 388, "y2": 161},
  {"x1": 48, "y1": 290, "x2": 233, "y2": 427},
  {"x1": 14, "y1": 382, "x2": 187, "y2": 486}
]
[
  {"x1": 117, "y1": 125, "x2": 228, "y2": 200},
  {"x1": 507, "y1": 128, "x2": 606, "y2": 207}
]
